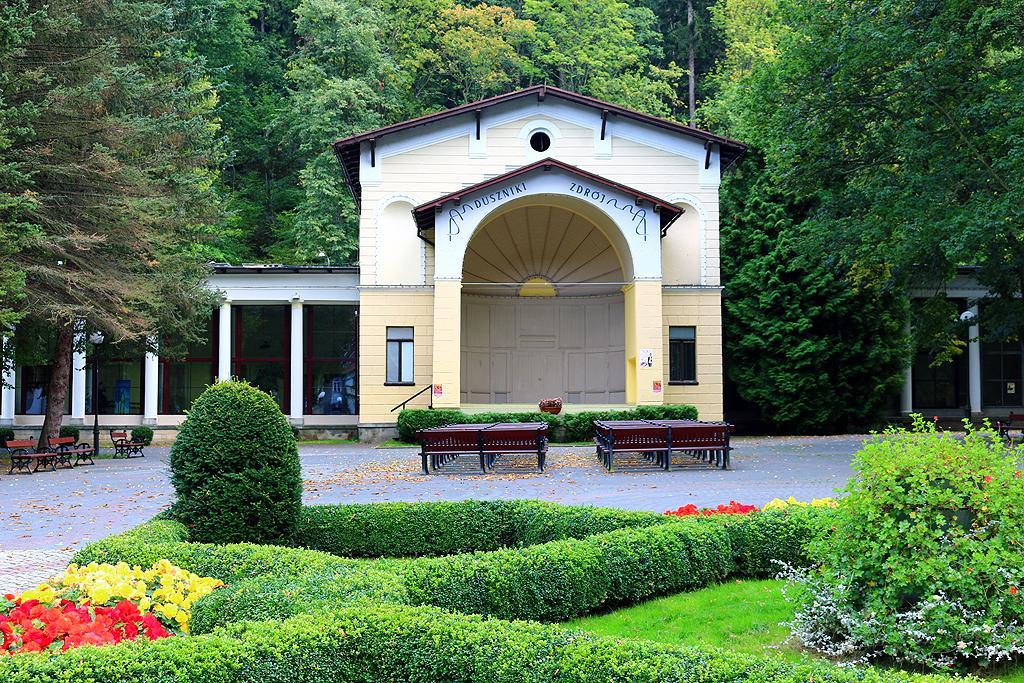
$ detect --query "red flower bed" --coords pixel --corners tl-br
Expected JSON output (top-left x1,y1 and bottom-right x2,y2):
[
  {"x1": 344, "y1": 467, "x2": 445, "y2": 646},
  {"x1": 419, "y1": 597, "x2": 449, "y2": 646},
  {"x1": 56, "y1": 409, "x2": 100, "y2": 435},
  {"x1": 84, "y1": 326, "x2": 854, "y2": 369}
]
[
  {"x1": 1, "y1": 595, "x2": 170, "y2": 655},
  {"x1": 664, "y1": 501, "x2": 759, "y2": 517}
]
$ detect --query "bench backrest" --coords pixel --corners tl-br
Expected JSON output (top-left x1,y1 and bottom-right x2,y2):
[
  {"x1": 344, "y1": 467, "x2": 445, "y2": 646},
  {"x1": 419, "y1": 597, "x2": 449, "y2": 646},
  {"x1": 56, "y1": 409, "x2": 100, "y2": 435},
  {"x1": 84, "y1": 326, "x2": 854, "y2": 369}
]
[
  {"x1": 481, "y1": 424, "x2": 547, "y2": 451},
  {"x1": 5, "y1": 439, "x2": 36, "y2": 450},
  {"x1": 1004, "y1": 413, "x2": 1024, "y2": 425},
  {"x1": 110, "y1": 430, "x2": 129, "y2": 439},
  {"x1": 603, "y1": 424, "x2": 669, "y2": 450},
  {"x1": 664, "y1": 423, "x2": 731, "y2": 449},
  {"x1": 48, "y1": 436, "x2": 76, "y2": 447},
  {"x1": 419, "y1": 424, "x2": 486, "y2": 453}
]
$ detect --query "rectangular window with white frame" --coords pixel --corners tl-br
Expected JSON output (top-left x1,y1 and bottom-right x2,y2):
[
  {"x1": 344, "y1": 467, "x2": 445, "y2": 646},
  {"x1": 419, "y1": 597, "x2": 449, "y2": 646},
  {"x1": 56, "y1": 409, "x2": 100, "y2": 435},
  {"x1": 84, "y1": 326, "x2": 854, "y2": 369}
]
[
  {"x1": 668, "y1": 326, "x2": 697, "y2": 384},
  {"x1": 386, "y1": 327, "x2": 414, "y2": 385}
]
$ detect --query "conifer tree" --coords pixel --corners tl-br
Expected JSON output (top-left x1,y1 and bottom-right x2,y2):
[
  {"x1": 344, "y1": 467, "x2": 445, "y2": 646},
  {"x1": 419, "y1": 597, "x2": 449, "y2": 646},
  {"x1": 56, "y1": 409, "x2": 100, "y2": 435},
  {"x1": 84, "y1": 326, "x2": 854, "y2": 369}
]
[{"x1": 0, "y1": 0, "x2": 222, "y2": 445}]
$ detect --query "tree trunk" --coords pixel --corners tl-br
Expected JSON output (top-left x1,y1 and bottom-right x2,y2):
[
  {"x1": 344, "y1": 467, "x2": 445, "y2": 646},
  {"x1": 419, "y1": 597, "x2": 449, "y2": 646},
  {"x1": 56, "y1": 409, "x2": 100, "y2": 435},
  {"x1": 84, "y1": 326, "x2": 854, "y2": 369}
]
[
  {"x1": 38, "y1": 321, "x2": 73, "y2": 450},
  {"x1": 687, "y1": 0, "x2": 696, "y2": 124}
]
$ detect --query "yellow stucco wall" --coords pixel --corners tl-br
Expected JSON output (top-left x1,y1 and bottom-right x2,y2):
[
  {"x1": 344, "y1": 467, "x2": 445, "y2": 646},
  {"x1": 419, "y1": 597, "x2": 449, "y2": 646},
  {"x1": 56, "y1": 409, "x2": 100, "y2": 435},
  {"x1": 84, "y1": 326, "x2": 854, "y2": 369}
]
[
  {"x1": 431, "y1": 280, "x2": 461, "y2": 408},
  {"x1": 355, "y1": 108, "x2": 723, "y2": 425},
  {"x1": 624, "y1": 281, "x2": 665, "y2": 405},
  {"x1": 661, "y1": 288, "x2": 724, "y2": 420},
  {"x1": 358, "y1": 289, "x2": 435, "y2": 424}
]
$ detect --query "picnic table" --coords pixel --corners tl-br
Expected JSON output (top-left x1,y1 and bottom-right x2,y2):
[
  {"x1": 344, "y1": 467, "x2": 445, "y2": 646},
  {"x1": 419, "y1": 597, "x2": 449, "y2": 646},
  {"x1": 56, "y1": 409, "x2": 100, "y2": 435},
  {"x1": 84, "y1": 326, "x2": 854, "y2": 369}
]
[
  {"x1": 594, "y1": 419, "x2": 732, "y2": 472},
  {"x1": 418, "y1": 422, "x2": 548, "y2": 474}
]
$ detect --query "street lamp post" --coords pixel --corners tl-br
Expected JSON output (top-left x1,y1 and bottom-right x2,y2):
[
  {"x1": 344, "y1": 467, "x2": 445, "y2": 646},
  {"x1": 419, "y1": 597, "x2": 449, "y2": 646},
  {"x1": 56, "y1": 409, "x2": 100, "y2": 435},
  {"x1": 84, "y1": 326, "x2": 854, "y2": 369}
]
[{"x1": 89, "y1": 331, "x2": 104, "y2": 456}]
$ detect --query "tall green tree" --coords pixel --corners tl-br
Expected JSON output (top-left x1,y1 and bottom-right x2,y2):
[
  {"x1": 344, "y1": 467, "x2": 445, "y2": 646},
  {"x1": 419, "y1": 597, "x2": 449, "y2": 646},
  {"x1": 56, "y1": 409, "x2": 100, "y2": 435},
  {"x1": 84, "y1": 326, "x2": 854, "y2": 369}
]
[
  {"x1": 0, "y1": 0, "x2": 223, "y2": 445},
  {"x1": 522, "y1": 0, "x2": 682, "y2": 115},
  {"x1": 284, "y1": 0, "x2": 405, "y2": 263},
  {"x1": 705, "y1": 0, "x2": 911, "y2": 431},
  {"x1": 640, "y1": 0, "x2": 724, "y2": 122},
  {"x1": 720, "y1": 158, "x2": 909, "y2": 432},
  {"x1": 718, "y1": 0, "x2": 1024, "y2": 351}
]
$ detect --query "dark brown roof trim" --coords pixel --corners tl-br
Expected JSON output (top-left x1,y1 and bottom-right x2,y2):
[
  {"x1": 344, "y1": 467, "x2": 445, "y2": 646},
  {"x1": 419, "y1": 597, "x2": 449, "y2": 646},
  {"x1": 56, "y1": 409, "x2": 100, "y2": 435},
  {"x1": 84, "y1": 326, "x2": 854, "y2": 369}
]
[
  {"x1": 333, "y1": 85, "x2": 747, "y2": 209},
  {"x1": 412, "y1": 157, "x2": 684, "y2": 240},
  {"x1": 210, "y1": 263, "x2": 359, "y2": 275}
]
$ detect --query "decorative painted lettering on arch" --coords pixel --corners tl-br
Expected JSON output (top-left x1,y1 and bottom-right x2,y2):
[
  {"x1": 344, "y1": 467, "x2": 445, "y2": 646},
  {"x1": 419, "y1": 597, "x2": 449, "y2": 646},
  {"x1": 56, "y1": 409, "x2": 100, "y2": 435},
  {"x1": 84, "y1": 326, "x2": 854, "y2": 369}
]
[
  {"x1": 448, "y1": 183, "x2": 528, "y2": 240},
  {"x1": 569, "y1": 182, "x2": 649, "y2": 241},
  {"x1": 445, "y1": 178, "x2": 652, "y2": 243}
]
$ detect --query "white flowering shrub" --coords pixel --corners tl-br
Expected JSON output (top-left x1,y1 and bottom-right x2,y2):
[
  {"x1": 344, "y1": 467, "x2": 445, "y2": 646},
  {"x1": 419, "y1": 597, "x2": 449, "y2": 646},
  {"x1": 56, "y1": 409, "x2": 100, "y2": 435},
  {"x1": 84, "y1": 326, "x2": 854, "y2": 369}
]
[{"x1": 783, "y1": 416, "x2": 1024, "y2": 671}]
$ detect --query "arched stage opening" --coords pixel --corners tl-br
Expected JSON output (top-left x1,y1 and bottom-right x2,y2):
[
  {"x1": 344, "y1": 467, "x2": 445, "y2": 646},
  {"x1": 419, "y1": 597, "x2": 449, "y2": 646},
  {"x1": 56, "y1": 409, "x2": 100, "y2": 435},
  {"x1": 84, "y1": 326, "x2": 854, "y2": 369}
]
[{"x1": 459, "y1": 195, "x2": 628, "y2": 405}]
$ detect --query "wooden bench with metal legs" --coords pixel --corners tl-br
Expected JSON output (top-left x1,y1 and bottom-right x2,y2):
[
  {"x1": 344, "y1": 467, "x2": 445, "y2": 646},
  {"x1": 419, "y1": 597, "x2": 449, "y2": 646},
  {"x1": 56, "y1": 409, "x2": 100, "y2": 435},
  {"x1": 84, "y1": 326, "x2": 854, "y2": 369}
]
[
  {"x1": 109, "y1": 430, "x2": 145, "y2": 458},
  {"x1": 5, "y1": 439, "x2": 58, "y2": 475},
  {"x1": 481, "y1": 423, "x2": 549, "y2": 472},
  {"x1": 594, "y1": 419, "x2": 733, "y2": 472},
  {"x1": 418, "y1": 422, "x2": 548, "y2": 474},
  {"x1": 47, "y1": 435, "x2": 96, "y2": 468}
]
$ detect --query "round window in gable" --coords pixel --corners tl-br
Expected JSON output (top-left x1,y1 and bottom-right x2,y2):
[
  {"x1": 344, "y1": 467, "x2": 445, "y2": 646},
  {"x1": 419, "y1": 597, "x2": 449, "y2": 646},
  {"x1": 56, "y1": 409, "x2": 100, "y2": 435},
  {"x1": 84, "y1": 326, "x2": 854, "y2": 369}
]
[{"x1": 529, "y1": 130, "x2": 552, "y2": 152}]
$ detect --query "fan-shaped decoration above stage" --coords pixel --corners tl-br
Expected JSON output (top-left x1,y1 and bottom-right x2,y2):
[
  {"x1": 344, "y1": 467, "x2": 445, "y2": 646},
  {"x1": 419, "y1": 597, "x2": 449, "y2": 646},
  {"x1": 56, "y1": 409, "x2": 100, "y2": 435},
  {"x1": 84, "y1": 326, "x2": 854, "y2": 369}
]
[{"x1": 462, "y1": 205, "x2": 625, "y2": 297}]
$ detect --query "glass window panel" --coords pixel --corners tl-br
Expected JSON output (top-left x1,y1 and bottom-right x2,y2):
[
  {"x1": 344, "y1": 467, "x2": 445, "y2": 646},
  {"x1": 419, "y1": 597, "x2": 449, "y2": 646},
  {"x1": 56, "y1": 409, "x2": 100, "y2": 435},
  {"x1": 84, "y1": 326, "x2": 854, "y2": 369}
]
[
  {"x1": 386, "y1": 341, "x2": 401, "y2": 383},
  {"x1": 387, "y1": 327, "x2": 414, "y2": 342},
  {"x1": 308, "y1": 360, "x2": 357, "y2": 415},
  {"x1": 238, "y1": 306, "x2": 287, "y2": 358},
  {"x1": 308, "y1": 306, "x2": 357, "y2": 359},
  {"x1": 669, "y1": 326, "x2": 695, "y2": 341},
  {"x1": 86, "y1": 356, "x2": 145, "y2": 415},
  {"x1": 234, "y1": 361, "x2": 286, "y2": 408},
  {"x1": 400, "y1": 342, "x2": 414, "y2": 383}
]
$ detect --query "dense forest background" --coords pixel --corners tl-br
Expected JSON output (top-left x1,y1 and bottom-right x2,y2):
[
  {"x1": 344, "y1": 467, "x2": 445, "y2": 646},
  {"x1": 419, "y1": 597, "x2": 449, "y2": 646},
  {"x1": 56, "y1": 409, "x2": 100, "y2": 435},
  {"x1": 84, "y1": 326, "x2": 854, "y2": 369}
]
[{"x1": 2, "y1": 0, "x2": 1021, "y2": 433}]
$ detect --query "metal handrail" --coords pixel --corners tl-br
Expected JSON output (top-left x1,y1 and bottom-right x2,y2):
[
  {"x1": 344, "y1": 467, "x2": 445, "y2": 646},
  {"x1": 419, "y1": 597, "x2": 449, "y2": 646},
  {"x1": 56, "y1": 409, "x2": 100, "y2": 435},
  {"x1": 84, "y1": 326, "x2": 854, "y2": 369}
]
[{"x1": 391, "y1": 384, "x2": 433, "y2": 413}]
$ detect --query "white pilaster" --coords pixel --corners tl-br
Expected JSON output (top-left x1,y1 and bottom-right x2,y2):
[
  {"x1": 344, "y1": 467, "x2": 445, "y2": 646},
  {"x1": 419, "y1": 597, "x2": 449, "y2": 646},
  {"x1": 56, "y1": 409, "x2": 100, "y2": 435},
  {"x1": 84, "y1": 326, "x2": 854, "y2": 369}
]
[
  {"x1": 968, "y1": 304, "x2": 981, "y2": 416},
  {"x1": 217, "y1": 302, "x2": 231, "y2": 381},
  {"x1": 144, "y1": 338, "x2": 158, "y2": 424},
  {"x1": 1, "y1": 332, "x2": 14, "y2": 426},
  {"x1": 289, "y1": 300, "x2": 303, "y2": 425},
  {"x1": 900, "y1": 318, "x2": 913, "y2": 415},
  {"x1": 70, "y1": 328, "x2": 86, "y2": 424}
]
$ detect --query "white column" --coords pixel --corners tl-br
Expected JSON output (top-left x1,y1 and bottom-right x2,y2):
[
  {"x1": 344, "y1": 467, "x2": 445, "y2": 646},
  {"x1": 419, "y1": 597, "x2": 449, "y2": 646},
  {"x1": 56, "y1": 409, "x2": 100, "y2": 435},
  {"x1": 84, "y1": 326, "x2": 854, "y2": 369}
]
[
  {"x1": 968, "y1": 304, "x2": 981, "y2": 416},
  {"x1": 217, "y1": 302, "x2": 231, "y2": 381},
  {"x1": 1, "y1": 332, "x2": 14, "y2": 426},
  {"x1": 70, "y1": 328, "x2": 86, "y2": 424},
  {"x1": 900, "y1": 318, "x2": 913, "y2": 415},
  {"x1": 289, "y1": 300, "x2": 303, "y2": 425},
  {"x1": 143, "y1": 337, "x2": 158, "y2": 424}
]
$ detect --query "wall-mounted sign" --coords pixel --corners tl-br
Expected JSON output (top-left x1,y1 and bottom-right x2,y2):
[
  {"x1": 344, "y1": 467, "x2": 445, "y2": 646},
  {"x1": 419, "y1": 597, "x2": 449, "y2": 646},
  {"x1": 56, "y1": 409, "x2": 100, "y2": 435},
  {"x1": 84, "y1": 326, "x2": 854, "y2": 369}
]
[
  {"x1": 638, "y1": 349, "x2": 654, "y2": 368},
  {"x1": 652, "y1": 380, "x2": 663, "y2": 393},
  {"x1": 433, "y1": 384, "x2": 443, "y2": 397}
]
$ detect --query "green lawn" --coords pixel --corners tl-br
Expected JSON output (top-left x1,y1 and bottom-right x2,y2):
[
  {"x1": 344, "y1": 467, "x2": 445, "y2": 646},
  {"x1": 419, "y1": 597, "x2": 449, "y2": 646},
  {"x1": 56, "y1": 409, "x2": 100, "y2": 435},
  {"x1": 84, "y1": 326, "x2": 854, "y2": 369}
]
[
  {"x1": 569, "y1": 579, "x2": 802, "y2": 662},
  {"x1": 568, "y1": 580, "x2": 1024, "y2": 681}
]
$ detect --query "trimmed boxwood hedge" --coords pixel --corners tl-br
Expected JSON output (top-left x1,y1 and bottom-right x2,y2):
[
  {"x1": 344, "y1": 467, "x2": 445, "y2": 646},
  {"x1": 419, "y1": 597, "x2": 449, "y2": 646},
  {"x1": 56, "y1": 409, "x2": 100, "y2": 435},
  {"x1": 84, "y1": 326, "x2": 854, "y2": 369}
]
[
  {"x1": 1, "y1": 501, "x2": 957, "y2": 683},
  {"x1": 396, "y1": 404, "x2": 699, "y2": 443},
  {"x1": 0, "y1": 602, "x2": 960, "y2": 683}
]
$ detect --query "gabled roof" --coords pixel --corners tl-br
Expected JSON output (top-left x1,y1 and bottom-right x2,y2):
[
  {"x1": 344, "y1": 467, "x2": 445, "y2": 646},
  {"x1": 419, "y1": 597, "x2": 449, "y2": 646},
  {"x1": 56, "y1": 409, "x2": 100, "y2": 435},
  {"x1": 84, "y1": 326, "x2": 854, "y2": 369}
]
[
  {"x1": 333, "y1": 85, "x2": 747, "y2": 208},
  {"x1": 411, "y1": 157, "x2": 684, "y2": 242}
]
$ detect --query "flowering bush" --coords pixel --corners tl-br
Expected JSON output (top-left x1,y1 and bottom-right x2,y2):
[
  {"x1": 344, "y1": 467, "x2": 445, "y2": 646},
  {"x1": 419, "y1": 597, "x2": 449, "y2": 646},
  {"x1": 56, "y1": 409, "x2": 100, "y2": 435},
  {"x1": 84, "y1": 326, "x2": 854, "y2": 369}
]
[
  {"x1": 0, "y1": 596, "x2": 170, "y2": 655},
  {"x1": 763, "y1": 496, "x2": 839, "y2": 510},
  {"x1": 784, "y1": 416, "x2": 1024, "y2": 671},
  {"x1": 665, "y1": 501, "x2": 759, "y2": 516},
  {"x1": 17, "y1": 560, "x2": 222, "y2": 634}
]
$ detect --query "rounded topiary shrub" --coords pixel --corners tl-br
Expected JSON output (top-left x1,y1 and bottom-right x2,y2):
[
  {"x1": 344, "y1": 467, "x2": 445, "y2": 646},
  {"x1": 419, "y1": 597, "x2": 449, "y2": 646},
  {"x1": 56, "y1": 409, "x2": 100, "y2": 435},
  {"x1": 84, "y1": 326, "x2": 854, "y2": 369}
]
[
  {"x1": 786, "y1": 416, "x2": 1024, "y2": 670},
  {"x1": 58, "y1": 424, "x2": 80, "y2": 441},
  {"x1": 131, "y1": 425, "x2": 154, "y2": 445},
  {"x1": 169, "y1": 380, "x2": 302, "y2": 544}
]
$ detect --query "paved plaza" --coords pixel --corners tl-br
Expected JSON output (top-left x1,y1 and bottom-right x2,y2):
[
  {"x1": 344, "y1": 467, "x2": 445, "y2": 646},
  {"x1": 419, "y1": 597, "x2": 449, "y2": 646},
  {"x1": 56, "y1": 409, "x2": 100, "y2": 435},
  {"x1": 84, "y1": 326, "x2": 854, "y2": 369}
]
[{"x1": 0, "y1": 435, "x2": 866, "y2": 592}]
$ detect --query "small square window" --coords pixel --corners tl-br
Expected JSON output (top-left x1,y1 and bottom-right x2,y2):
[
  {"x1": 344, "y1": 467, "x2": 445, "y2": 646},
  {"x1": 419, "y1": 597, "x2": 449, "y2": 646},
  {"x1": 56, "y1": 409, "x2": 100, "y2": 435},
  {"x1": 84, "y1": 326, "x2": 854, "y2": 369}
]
[
  {"x1": 386, "y1": 327, "x2": 414, "y2": 384},
  {"x1": 669, "y1": 326, "x2": 696, "y2": 383}
]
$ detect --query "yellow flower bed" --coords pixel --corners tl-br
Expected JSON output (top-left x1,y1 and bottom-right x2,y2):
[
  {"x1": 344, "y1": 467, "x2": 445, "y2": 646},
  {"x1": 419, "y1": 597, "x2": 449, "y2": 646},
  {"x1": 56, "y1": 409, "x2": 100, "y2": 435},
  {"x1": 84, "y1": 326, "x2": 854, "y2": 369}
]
[
  {"x1": 763, "y1": 495, "x2": 839, "y2": 510},
  {"x1": 18, "y1": 560, "x2": 222, "y2": 633}
]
